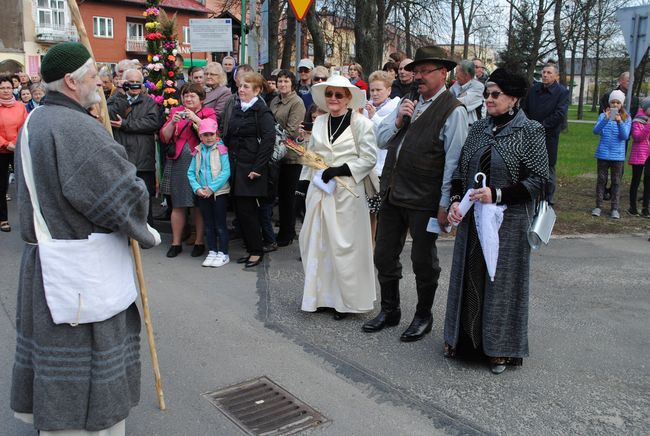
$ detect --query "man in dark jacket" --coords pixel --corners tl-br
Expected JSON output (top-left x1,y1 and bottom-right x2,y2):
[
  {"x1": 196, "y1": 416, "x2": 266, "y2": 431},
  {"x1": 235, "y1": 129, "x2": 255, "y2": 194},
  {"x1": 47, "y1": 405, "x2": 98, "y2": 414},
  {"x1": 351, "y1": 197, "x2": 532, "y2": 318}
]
[
  {"x1": 522, "y1": 62, "x2": 570, "y2": 204},
  {"x1": 108, "y1": 68, "x2": 162, "y2": 223},
  {"x1": 363, "y1": 46, "x2": 468, "y2": 342}
]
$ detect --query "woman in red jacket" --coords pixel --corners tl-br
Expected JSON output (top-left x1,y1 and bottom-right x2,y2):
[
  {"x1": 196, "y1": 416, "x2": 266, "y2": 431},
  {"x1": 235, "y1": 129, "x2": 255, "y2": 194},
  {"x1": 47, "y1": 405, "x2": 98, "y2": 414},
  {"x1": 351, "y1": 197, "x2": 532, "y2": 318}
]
[
  {"x1": 347, "y1": 63, "x2": 368, "y2": 96},
  {"x1": 0, "y1": 74, "x2": 28, "y2": 232}
]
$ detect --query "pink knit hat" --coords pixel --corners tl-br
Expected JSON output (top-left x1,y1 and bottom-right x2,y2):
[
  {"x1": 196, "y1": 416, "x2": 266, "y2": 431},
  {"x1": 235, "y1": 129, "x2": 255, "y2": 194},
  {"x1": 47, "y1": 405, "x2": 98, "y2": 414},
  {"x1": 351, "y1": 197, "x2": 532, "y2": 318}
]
[{"x1": 198, "y1": 118, "x2": 218, "y2": 135}]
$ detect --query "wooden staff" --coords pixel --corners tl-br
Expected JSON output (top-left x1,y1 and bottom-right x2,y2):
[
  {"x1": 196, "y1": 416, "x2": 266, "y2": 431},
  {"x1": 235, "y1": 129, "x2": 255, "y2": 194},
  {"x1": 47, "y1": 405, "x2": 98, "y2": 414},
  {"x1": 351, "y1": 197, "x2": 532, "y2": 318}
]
[{"x1": 67, "y1": 0, "x2": 166, "y2": 411}]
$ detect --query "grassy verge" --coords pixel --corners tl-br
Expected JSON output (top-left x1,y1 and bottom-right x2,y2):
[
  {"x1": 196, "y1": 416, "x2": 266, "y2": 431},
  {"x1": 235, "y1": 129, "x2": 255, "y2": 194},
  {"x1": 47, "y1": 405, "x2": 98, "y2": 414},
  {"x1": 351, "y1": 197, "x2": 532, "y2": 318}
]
[
  {"x1": 554, "y1": 122, "x2": 648, "y2": 234},
  {"x1": 567, "y1": 104, "x2": 600, "y2": 121}
]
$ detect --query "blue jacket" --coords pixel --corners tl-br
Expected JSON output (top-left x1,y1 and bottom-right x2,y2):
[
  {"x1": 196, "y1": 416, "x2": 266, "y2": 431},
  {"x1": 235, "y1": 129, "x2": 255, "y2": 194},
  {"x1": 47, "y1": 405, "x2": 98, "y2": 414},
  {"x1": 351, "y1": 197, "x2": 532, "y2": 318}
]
[
  {"x1": 593, "y1": 113, "x2": 631, "y2": 161},
  {"x1": 187, "y1": 140, "x2": 231, "y2": 196}
]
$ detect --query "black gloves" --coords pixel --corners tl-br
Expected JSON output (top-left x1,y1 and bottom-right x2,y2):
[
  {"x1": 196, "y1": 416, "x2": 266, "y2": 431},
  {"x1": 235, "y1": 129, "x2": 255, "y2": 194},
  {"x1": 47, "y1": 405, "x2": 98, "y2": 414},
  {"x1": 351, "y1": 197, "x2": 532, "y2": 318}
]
[{"x1": 321, "y1": 164, "x2": 352, "y2": 183}]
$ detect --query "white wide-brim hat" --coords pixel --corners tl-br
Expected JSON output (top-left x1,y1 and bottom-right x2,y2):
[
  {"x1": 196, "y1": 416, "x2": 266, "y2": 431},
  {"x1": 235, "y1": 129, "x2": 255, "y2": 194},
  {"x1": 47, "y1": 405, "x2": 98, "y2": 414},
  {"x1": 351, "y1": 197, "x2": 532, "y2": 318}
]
[{"x1": 311, "y1": 75, "x2": 366, "y2": 112}]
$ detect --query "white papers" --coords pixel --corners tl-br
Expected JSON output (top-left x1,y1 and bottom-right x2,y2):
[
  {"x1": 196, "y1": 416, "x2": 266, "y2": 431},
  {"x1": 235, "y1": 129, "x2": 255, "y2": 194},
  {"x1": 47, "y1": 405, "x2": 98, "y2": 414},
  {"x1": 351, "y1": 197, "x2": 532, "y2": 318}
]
[
  {"x1": 312, "y1": 170, "x2": 336, "y2": 195},
  {"x1": 426, "y1": 218, "x2": 451, "y2": 234}
]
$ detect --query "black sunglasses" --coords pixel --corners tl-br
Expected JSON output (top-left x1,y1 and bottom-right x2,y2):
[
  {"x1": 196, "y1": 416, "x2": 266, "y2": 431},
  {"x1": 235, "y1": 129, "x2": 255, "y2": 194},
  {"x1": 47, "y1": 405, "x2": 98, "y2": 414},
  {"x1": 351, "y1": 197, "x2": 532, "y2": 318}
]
[
  {"x1": 483, "y1": 90, "x2": 505, "y2": 99},
  {"x1": 313, "y1": 76, "x2": 327, "y2": 82},
  {"x1": 324, "y1": 90, "x2": 347, "y2": 99}
]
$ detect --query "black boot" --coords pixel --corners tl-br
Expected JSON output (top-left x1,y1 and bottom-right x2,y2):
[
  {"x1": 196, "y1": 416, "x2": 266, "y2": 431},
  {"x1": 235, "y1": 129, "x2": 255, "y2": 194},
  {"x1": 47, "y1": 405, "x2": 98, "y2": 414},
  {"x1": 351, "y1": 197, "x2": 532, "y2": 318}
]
[
  {"x1": 400, "y1": 313, "x2": 433, "y2": 342},
  {"x1": 362, "y1": 281, "x2": 401, "y2": 332}
]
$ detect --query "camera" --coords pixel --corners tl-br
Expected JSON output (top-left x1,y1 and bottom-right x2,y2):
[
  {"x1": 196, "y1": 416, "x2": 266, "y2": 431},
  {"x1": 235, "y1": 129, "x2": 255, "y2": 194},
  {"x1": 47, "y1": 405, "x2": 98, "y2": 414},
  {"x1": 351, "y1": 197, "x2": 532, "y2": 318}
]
[
  {"x1": 121, "y1": 82, "x2": 142, "y2": 91},
  {"x1": 177, "y1": 111, "x2": 188, "y2": 119}
]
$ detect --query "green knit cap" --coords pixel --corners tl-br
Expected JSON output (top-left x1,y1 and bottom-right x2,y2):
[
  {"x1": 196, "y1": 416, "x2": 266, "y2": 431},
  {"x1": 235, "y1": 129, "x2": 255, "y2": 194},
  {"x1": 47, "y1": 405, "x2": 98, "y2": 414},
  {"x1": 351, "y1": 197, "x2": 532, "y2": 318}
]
[{"x1": 41, "y1": 42, "x2": 92, "y2": 83}]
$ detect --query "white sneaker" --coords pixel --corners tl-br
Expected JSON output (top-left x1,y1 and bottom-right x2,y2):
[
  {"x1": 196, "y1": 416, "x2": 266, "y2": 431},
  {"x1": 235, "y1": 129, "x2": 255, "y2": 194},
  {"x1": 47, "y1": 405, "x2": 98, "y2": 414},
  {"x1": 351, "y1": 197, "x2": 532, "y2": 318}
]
[
  {"x1": 610, "y1": 209, "x2": 620, "y2": 219},
  {"x1": 211, "y1": 252, "x2": 230, "y2": 267},
  {"x1": 591, "y1": 207, "x2": 601, "y2": 217},
  {"x1": 202, "y1": 251, "x2": 219, "y2": 267}
]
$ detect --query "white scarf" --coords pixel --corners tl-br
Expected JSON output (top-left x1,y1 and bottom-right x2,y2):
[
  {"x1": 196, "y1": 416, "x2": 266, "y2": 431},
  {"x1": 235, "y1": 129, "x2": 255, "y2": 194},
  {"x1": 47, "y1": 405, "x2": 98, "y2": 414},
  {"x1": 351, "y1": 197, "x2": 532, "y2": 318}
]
[{"x1": 240, "y1": 97, "x2": 258, "y2": 112}]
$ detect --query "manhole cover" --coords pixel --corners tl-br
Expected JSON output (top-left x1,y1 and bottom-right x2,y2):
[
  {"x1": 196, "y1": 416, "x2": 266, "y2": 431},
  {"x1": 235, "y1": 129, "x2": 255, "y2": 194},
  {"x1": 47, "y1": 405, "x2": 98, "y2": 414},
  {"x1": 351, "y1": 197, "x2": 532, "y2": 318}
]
[{"x1": 203, "y1": 376, "x2": 328, "y2": 435}]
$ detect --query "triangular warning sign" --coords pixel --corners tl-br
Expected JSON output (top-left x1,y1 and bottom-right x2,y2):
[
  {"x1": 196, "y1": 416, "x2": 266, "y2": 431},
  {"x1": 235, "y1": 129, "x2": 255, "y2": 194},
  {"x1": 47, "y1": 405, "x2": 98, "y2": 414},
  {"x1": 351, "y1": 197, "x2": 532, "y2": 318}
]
[{"x1": 289, "y1": 0, "x2": 314, "y2": 22}]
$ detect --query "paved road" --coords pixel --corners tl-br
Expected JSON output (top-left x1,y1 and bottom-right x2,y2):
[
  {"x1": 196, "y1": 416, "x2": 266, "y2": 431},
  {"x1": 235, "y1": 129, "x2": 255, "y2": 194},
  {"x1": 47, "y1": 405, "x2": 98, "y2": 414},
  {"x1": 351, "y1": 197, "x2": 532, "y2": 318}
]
[{"x1": 1, "y1": 185, "x2": 649, "y2": 435}]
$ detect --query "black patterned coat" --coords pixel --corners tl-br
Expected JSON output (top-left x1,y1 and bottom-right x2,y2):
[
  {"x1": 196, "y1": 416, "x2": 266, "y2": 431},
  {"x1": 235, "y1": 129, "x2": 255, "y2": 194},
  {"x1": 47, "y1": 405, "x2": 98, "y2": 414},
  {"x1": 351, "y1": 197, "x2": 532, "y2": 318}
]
[{"x1": 443, "y1": 110, "x2": 549, "y2": 358}]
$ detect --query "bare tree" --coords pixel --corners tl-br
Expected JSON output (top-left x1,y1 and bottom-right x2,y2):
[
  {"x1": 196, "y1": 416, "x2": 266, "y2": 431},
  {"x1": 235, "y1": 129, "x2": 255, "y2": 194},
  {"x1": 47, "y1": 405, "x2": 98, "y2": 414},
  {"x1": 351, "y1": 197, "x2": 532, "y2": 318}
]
[
  {"x1": 281, "y1": 6, "x2": 295, "y2": 69},
  {"x1": 306, "y1": 3, "x2": 326, "y2": 65}
]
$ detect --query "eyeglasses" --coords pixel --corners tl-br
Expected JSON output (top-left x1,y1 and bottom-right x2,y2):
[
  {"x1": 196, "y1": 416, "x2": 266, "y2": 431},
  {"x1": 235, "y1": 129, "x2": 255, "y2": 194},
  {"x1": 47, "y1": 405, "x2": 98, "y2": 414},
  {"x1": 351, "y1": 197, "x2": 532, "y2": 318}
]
[
  {"x1": 325, "y1": 90, "x2": 347, "y2": 99},
  {"x1": 0, "y1": 86, "x2": 13, "y2": 91},
  {"x1": 313, "y1": 76, "x2": 327, "y2": 82},
  {"x1": 412, "y1": 67, "x2": 443, "y2": 76},
  {"x1": 205, "y1": 72, "x2": 218, "y2": 76},
  {"x1": 483, "y1": 90, "x2": 505, "y2": 99}
]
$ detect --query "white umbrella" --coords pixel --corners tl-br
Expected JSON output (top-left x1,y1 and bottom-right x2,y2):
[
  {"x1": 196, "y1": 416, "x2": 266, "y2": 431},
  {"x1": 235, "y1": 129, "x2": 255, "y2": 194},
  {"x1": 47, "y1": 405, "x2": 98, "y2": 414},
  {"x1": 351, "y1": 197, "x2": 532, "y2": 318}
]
[{"x1": 472, "y1": 173, "x2": 507, "y2": 282}]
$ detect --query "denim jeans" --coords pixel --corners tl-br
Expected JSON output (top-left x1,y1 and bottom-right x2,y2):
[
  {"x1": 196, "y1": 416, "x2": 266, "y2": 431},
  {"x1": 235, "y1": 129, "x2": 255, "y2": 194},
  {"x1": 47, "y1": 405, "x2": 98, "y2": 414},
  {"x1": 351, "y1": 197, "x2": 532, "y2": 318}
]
[{"x1": 197, "y1": 194, "x2": 229, "y2": 254}]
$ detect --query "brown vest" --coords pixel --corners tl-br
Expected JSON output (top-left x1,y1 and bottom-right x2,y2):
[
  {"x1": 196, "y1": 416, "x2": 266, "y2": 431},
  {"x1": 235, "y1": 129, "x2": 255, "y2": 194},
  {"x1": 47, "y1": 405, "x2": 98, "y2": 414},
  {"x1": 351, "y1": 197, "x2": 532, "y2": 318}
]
[{"x1": 380, "y1": 90, "x2": 462, "y2": 212}]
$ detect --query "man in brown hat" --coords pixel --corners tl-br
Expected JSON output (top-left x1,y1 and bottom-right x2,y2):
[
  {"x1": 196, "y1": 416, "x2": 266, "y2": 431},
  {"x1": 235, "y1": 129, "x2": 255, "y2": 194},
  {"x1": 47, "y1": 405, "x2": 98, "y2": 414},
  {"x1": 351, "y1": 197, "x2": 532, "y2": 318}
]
[{"x1": 363, "y1": 45, "x2": 468, "y2": 342}]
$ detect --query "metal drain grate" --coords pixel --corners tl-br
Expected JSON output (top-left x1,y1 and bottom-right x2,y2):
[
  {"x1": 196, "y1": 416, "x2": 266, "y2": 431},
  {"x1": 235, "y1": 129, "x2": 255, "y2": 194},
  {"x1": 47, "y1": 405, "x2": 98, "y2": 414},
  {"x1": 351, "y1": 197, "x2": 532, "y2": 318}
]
[{"x1": 203, "y1": 376, "x2": 328, "y2": 435}]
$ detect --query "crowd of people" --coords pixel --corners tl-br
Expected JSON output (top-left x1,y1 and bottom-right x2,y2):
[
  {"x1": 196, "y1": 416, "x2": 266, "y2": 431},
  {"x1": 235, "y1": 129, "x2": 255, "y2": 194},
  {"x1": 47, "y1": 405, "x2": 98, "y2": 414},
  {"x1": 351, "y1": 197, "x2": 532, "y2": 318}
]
[{"x1": 2, "y1": 39, "x2": 649, "y2": 434}]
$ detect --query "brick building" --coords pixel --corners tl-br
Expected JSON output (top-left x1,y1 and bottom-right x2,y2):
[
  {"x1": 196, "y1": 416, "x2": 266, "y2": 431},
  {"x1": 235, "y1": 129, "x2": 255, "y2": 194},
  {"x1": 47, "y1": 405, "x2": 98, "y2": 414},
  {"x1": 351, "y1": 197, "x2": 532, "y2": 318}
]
[{"x1": 0, "y1": 0, "x2": 214, "y2": 75}]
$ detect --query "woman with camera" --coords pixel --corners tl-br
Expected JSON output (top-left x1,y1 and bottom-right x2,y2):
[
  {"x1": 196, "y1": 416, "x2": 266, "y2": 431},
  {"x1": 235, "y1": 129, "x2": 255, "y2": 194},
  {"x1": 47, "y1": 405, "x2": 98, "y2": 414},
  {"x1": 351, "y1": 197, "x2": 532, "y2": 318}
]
[{"x1": 160, "y1": 83, "x2": 217, "y2": 258}]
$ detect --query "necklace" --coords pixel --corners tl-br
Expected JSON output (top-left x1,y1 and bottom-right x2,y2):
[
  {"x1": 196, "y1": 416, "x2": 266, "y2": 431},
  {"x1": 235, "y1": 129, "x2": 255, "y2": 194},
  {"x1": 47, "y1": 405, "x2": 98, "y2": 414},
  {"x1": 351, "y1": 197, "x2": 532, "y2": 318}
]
[
  {"x1": 492, "y1": 118, "x2": 515, "y2": 132},
  {"x1": 328, "y1": 111, "x2": 349, "y2": 143}
]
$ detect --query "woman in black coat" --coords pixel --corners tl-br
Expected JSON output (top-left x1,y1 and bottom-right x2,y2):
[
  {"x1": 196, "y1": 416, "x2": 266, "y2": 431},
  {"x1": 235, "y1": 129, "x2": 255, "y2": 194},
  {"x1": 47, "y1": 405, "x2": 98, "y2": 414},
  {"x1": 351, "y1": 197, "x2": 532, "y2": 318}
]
[{"x1": 223, "y1": 72, "x2": 276, "y2": 267}]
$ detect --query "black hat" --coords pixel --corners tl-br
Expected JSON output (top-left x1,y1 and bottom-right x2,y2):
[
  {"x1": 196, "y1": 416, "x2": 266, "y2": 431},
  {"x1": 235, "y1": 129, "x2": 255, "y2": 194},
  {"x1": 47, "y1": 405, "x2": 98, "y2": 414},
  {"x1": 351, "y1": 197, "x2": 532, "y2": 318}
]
[
  {"x1": 486, "y1": 68, "x2": 529, "y2": 98},
  {"x1": 41, "y1": 42, "x2": 92, "y2": 83},
  {"x1": 405, "y1": 45, "x2": 456, "y2": 72}
]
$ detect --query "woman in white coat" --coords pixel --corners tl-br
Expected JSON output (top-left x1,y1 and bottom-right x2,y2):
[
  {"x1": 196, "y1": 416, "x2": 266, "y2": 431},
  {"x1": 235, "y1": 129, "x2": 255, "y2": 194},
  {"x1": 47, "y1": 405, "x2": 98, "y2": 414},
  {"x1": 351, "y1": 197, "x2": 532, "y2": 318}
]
[{"x1": 299, "y1": 75, "x2": 378, "y2": 320}]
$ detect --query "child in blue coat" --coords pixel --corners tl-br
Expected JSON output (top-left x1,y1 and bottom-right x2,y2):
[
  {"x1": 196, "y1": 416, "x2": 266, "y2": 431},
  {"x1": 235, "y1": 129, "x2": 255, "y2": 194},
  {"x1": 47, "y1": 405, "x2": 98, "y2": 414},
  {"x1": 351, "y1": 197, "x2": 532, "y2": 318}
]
[
  {"x1": 188, "y1": 118, "x2": 231, "y2": 267},
  {"x1": 592, "y1": 90, "x2": 631, "y2": 219}
]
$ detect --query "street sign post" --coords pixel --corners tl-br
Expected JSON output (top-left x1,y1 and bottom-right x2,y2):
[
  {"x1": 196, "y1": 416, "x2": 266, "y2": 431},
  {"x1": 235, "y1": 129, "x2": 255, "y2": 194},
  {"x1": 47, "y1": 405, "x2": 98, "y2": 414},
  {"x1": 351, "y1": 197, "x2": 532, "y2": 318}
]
[
  {"x1": 289, "y1": 0, "x2": 314, "y2": 71},
  {"x1": 617, "y1": 5, "x2": 650, "y2": 112}
]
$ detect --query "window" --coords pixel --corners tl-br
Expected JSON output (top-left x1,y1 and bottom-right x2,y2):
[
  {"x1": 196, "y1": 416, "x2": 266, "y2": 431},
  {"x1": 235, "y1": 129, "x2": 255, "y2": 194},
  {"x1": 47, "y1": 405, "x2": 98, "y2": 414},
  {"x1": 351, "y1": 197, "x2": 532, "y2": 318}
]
[
  {"x1": 36, "y1": 0, "x2": 66, "y2": 29},
  {"x1": 127, "y1": 22, "x2": 144, "y2": 40},
  {"x1": 93, "y1": 16, "x2": 113, "y2": 38},
  {"x1": 183, "y1": 26, "x2": 190, "y2": 45}
]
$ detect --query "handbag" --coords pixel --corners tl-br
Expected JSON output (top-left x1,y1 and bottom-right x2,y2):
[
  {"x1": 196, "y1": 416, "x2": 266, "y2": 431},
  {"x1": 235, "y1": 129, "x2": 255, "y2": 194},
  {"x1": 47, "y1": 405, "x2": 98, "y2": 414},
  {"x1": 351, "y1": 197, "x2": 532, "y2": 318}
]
[
  {"x1": 20, "y1": 110, "x2": 138, "y2": 325},
  {"x1": 527, "y1": 184, "x2": 556, "y2": 250}
]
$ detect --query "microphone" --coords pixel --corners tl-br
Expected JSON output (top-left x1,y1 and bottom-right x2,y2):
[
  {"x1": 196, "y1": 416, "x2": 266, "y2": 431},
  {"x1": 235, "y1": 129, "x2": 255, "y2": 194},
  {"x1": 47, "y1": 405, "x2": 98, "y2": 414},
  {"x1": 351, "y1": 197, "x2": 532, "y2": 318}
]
[{"x1": 402, "y1": 84, "x2": 420, "y2": 125}]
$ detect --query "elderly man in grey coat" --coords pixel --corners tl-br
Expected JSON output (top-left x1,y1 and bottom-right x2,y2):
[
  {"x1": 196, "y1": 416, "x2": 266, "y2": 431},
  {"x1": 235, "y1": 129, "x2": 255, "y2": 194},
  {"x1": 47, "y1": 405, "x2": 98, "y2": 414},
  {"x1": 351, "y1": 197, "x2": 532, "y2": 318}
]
[
  {"x1": 11, "y1": 42, "x2": 160, "y2": 435},
  {"x1": 108, "y1": 68, "x2": 162, "y2": 224},
  {"x1": 450, "y1": 60, "x2": 485, "y2": 126}
]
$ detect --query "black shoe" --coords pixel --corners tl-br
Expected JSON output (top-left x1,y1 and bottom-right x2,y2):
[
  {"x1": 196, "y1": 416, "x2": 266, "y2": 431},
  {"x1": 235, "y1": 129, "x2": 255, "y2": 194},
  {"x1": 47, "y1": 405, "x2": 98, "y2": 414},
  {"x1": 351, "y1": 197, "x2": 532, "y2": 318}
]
[
  {"x1": 237, "y1": 255, "x2": 250, "y2": 264},
  {"x1": 627, "y1": 208, "x2": 640, "y2": 216},
  {"x1": 333, "y1": 311, "x2": 348, "y2": 320},
  {"x1": 190, "y1": 244, "x2": 205, "y2": 257},
  {"x1": 642, "y1": 208, "x2": 650, "y2": 218},
  {"x1": 362, "y1": 309, "x2": 401, "y2": 332},
  {"x1": 166, "y1": 245, "x2": 182, "y2": 258},
  {"x1": 263, "y1": 242, "x2": 278, "y2": 253},
  {"x1": 276, "y1": 237, "x2": 294, "y2": 247},
  {"x1": 245, "y1": 255, "x2": 264, "y2": 268},
  {"x1": 400, "y1": 314, "x2": 433, "y2": 342}
]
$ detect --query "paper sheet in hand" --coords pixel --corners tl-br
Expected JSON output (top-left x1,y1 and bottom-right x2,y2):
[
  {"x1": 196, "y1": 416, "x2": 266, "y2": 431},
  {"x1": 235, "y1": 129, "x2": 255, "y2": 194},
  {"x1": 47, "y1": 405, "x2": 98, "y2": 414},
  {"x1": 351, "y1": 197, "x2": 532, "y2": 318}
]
[
  {"x1": 426, "y1": 218, "x2": 451, "y2": 234},
  {"x1": 312, "y1": 170, "x2": 336, "y2": 195}
]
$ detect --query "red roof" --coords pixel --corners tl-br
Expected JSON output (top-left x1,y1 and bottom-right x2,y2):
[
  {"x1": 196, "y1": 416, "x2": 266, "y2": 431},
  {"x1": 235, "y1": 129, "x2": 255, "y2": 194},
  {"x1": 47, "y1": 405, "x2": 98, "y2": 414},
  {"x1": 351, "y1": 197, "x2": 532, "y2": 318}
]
[{"x1": 125, "y1": 0, "x2": 213, "y2": 13}]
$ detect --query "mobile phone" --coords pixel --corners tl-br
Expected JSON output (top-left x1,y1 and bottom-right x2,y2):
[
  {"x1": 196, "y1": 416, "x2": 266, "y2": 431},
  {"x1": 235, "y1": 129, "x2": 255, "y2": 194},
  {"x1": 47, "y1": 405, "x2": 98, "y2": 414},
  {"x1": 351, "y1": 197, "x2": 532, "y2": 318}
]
[
  {"x1": 609, "y1": 107, "x2": 619, "y2": 120},
  {"x1": 303, "y1": 121, "x2": 313, "y2": 132}
]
